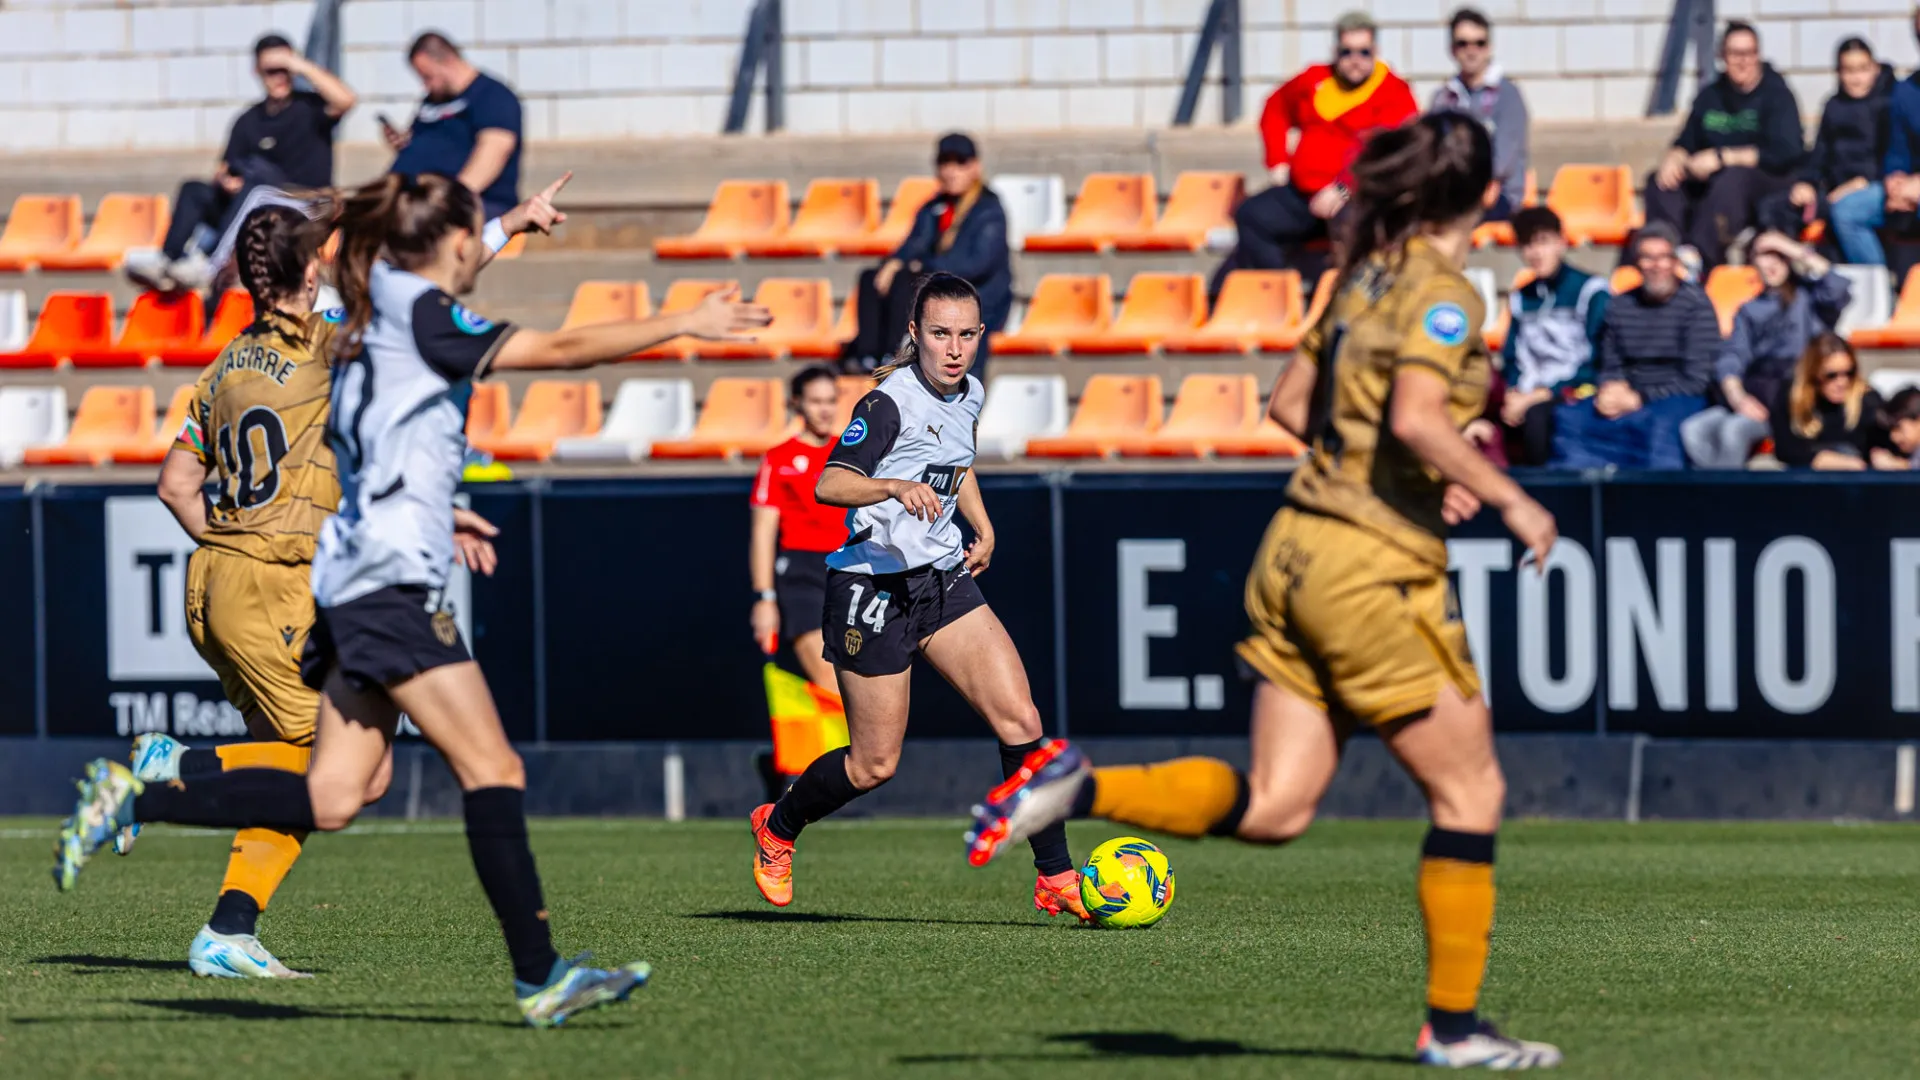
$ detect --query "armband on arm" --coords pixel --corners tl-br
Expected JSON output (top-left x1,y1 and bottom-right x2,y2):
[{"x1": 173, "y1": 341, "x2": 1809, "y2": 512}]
[{"x1": 482, "y1": 218, "x2": 510, "y2": 254}]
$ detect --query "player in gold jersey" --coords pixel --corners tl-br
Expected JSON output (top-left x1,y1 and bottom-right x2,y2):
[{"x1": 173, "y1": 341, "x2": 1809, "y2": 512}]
[{"x1": 967, "y1": 114, "x2": 1563, "y2": 1068}]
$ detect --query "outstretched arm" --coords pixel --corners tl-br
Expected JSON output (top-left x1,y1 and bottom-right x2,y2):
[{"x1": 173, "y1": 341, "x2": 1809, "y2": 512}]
[{"x1": 492, "y1": 287, "x2": 770, "y2": 371}]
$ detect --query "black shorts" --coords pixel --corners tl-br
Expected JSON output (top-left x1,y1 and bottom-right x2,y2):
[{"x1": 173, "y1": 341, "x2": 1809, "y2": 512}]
[
  {"x1": 775, "y1": 548, "x2": 830, "y2": 643},
  {"x1": 300, "y1": 584, "x2": 472, "y2": 693},
  {"x1": 821, "y1": 563, "x2": 987, "y2": 676}
]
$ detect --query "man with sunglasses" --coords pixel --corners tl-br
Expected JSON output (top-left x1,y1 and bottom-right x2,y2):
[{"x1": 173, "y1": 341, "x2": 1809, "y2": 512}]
[
  {"x1": 1430, "y1": 8, "x2": 1528, "y2": 222},
  {"x1": 1226, "y1": 11, "x2": 1416, "y2": 284}
]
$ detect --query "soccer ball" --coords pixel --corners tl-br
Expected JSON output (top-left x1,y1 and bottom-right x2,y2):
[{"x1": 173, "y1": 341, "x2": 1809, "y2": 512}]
[{"x1": 1078, "y1": 836, "x2": 1175, "y2": 928}]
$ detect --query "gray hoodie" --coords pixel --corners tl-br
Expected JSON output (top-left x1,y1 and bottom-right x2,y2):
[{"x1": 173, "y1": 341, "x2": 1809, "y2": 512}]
[{"x1": 1431, "y1": 65, "x2": 1530, "y2": 207}]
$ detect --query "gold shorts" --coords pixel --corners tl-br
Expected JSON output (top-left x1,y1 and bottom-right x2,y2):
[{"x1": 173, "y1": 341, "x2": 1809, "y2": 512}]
[
  {"x1": 186, "y1": 547, "x2": 319, "y2": 745},
  {"x1": 1234, "y1": 506, "x2": 1480, "y2": 726}
]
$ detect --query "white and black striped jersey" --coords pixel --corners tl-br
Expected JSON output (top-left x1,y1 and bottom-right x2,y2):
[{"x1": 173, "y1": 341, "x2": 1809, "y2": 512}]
[
  {"x1": 311, "y1": 261, "x2": 516, "y2": 607},
  {"x1": 825, "y1": 366, "x2": 983, "y2": 575}
]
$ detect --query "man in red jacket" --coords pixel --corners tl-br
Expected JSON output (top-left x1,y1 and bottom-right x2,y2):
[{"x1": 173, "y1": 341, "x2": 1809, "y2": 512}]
[{"x1": 1225, "y1": 11, "x2": 1417, "y2": 280}]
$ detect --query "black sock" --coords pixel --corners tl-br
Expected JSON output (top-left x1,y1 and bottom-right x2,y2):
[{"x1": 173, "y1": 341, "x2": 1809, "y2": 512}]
[
  {"x1": 1001, "y1": 740, "x2": 1074, "y2": 876},
  {"x1": 463, "y1": 787, "x2": 561, "y2": 989},
  {"x1": 767, "y1": 747, "x2": 862, "y2": 842},
  {"x1": 207, "y1": 889, "x2": 260, "y2": 937},
  {"x1": 1207, "y1": 770, "x2": 1253, "y2": 837},
  {"x1": 177, "y1": 748, "x2": 225, "y2": 780},
  {"x1": 1070, "y1": 773, "x2": 1098, "y2": 818},
  {"x1": 1429, "y1": 1007, "x2": 1479, "y2": 1040},
  {"x1": 132, "y1": 769, "x2": 315, "y2": 831}
]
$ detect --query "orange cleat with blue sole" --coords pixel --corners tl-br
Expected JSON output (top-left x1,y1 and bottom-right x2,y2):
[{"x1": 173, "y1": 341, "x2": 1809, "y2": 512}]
[{"x1": 749, "y1": 803, "x2": 794, "y2": 907}]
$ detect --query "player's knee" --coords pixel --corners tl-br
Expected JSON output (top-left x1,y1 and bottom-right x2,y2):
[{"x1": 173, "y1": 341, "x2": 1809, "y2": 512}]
[
  {"x1": 309, "y1": 783, "x2": 364, "y2": 832},
  {"x1": 1431, "y1": 760, "x2": 1505, "y2": 832},
  {"x1": 470, "y1": 749, "x2": 526, "y2": 791},
  {"x1": 1236, "y1": 799, "x2": 1314, "y2": 845},
  {"x1": 999, "y1": 701, "x2": 1044, "y2": 743},
  {"x1": 362, "y1": 759, "x2": 394, "y2": 804},
  {"x1": 847, "y1": 753, "x2": 897, "y2": 791}
]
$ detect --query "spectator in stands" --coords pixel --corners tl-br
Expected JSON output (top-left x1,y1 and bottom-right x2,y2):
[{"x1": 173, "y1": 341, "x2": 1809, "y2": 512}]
[
  {"x1": 387, "y1": 33, "x2": 522, "y2": 219},
  {"x1": 125, "y1": 34, "x2": 355, "y2": 292},
  {"x1": 1429, "y1": 7, "x2": 1529, "y2": 221},
  {"x1": 1552, "y1": 223, "x2": 1716, "y2": 470},
  {"x1": 1646, "y1": 21, "x2": 1804, "y2": 273},
  {"x1": 1880, "y1": 10, "x2": 1920, "y2": 266},
  {"x1": 1882, "y1": 387, "x2": 1920, "y2": 467},
  {"x1": 1775, "y1": 38, "x2": 1893, "y2": 268},
  {"x1": 1498, "y1": 207, "x2": 1608, "y2": 465},
  {"x1": 845, "y1": 133, "x2": 1010, "y2": 379},
  {"x1": 1224, "y1": 11, "x2": 1416, "y2": 284},
  {"x1": 1771, "y1": 334, "x2": 1896, "y2": 470},
  {"x1": 1681, "y1": 232, "x2": 1850, "y2": 468}
]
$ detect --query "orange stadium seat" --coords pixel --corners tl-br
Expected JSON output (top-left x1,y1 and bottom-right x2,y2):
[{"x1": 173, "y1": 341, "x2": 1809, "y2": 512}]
[
  {"x1": 1548, "y1": 165, "x2": 1638, "y2": 246},
  {"x1": 561, "y1": 281, "x2": 650, "y2": 329},
  {"x1": 1112, "y1": 171, "x2": 1243, "y2": 252},
  {"x1": 71, "y1": 291, "x2": 204, "y2": 368},
  {"x1": 38, "y1": 194, "x2": 169, "y2": 271},
  {"x1": 836, "y1": 177, "x2": 940, "y2": 258},
  {"x1": 1213, "y1": 416, "x2": 1308, "y2": 458},
  {"x1": 653, "y1": 180, "x2": 792, "y2": 260},
  {"x1": 0, "y1": 195, "x2": 84, "y2": 272},
  {"x1": 472, "y1": 380, "x2": 602, "y2": 461},
  {"x1": 110, "y1": 384, "x2": 196, "y2": 464},
  {"x1": 1610, "y1": 265, "x2": 1642, "y2": 294},
  {"x1": 495, "y1": 232, "x2": 527, "y2": 260},
  {"x1": 466, "y1": 382, "x2": 510, "y2": 445},
  {"x1": 650, "y1": 377, "x2": 788, "y2": 459},
  {"x1": 836, "y1": 375, "x2": 875, "y2": 429},
  {"x1": 161, "y1": 290, "x2": 253, "y2": 367},
  {"x1": 1069, "y1": 273, "x2": 1206, "y2": 354},
  {"x1": 1023, "y1": 174, "x2": 1156, "y2": 253},
  {"x1": 1705, "y1": 265, "x2": 1762, "y2": 337},
  {"x1": 691, "y1": 278, "x2": 839, "y2": 360},
  {"x1": 0, "y1": 292, "x2": 114, "y2": 368},
  {"x1": 1163, "y1": 270, "x2": 1306, "y2": 354},
  {"x1": 636, "y1": 279, "x2": 737, "y2": 360},
  {"x1": 23, "y1": 385, "x2": 155, "y2": 465},
  {"x1": 991, "y1": 274, "x2": 1113, "y2": 355},
  {"x1": 1851, "y1": 268, "x2": 1920, "y2": 349},
  {"x1": 743, "y1": 179, "x2": 880, "y2": 259},
  {"x1": 1025, "y1": 374, "x2": 1164, "y2": 458},
  {"x1": 1470, "y1": 168, "x2": 1539, "y2": 248},
  {"x1": 1116, "y1": 374, "x2": 1257, "y2": 457}
]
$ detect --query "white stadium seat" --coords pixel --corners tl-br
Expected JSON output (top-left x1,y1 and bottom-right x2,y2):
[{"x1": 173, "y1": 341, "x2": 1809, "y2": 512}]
[
  {"x1": 990, "y1": 174, "x2": 1066, "y2": 249},
  {"x1": 1831, "y1": 264, "x2": 1891, "y2": 338},
  {"x1": 1869, "y1": 368, "x2": 1920, "y2": 399},
  {"x1": 0, "y1": 290, "x2": 27, "y2": 353},
  {"x1": 1462, "y1": 267, "x2": 1499, "y2": 333},
  {"x1": 976, "y1": 374, "x2": 1068, "y2": 458},
  {"x1": 0, "y1": 386, "x2": 69, "y2": 467},
  {"x1": 552, "y1": 378, "x2": 694, "y2": 463}
]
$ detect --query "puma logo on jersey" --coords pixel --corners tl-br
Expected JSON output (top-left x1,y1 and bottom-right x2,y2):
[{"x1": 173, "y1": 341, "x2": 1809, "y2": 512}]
[{"x1": 926, "y1": 424, "x2": 943, "y2": 441}]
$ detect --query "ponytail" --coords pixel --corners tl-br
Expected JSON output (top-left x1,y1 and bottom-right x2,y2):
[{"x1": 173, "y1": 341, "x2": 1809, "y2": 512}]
[
  {"x1": 1337, "y1": 111, "x2": 1493, "y2": 292},
  {"x1": 872, "y1": 271, "x2": 982, "y2": 381},
  {"x1": 325, "y1": 172, "x2": 482, "y2": 362},
  {"x1": 235, "y1": 204, "x2": 322, "y2": 348}
]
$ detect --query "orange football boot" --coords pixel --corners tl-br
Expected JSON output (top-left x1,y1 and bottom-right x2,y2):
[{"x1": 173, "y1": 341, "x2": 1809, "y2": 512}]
[
  {"x1": 1034, "y1": 868, "x2": 1090, "y2": 921},
  {"x1": 749, "y1": 803, "x2": 794, "y2": 907}
]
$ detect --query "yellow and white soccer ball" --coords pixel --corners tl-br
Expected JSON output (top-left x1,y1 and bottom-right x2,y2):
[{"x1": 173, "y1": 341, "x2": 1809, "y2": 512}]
[{"x1": 1078, "y1": 836, "x2": 1175, "y2": 928}]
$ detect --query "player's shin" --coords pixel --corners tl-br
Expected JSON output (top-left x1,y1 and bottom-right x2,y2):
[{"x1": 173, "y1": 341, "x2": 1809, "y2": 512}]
[
  {"x1": 211, "y1": 828, "x2": 309, "y2": 936},
  {"x1": 132, "y1": 769, "x2": 317, "y2": 831},
  {"x1": 766, "y1": 746, "x2": 864, "y2": 842},
  {"x1": 1418, "y1": 826, "x2": 1497, "y2": 1039},
  {"x1": 1080, "y1": 757, "x2": 1250, "y2": 839},
  {"x1": 1000, "y1": 739, "x2": 1073, "y2": 875},
  {"x1": 463, "y1": 786, "x2": 564, "y2": 991}
]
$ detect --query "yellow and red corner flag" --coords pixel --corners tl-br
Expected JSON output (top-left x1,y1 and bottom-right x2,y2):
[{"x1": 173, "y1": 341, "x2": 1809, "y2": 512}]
[{"x1": 763, "y1": 663, "x2": 849, "y2": 776}]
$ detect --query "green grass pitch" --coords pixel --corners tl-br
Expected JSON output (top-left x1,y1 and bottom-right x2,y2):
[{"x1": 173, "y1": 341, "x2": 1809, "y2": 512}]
[{"x1": 4, "y1": 818, "x2": 1917, "y2": 1078}]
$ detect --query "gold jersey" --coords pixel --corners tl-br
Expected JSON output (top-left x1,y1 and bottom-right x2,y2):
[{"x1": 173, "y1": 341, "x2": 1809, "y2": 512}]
[
  {"x1": 1284, "y1": 236, "x2": 1492, "y2": 569},
  {"x1": 174, "y1": 309, "x2": 341, "y2": 566}
]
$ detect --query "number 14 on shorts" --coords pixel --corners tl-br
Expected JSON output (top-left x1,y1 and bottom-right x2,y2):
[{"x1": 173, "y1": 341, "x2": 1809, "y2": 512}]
[{"x1": 845, "y1": 584, "x2": 889, "y2": 633}]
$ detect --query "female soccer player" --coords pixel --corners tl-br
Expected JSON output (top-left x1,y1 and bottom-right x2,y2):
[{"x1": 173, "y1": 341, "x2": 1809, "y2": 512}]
[
  {"x1": 967, "y1": 114, "x2": 1565, "y2": 1068},
  {"x1": 750, "y1": 365, "x2": 849, "y2": 691},
  {"x1": 55, "y1": 170, "x2": 772, "y2": 1027},
  {"x1": 748, "y1": 272, "x2": 1084, "y2": 920}
]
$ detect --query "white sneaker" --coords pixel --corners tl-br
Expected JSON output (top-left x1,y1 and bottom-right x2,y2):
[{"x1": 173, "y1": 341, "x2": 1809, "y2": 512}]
[
  {"x1": 1416, "y1": 1021, "x2": 1562, "y2": 1069},
  {"x1": 188, "y1": 925, "x2": 312, "y2": 979},
  {"x1": 123, "y1": 249, "x2": 176, "y2": 292},
  {"x1": 115, "y1": 733, "x2": 190, "y2": 856},
  {"x1": 169, "y1": 250, "x2": 214, "y2": 291}
]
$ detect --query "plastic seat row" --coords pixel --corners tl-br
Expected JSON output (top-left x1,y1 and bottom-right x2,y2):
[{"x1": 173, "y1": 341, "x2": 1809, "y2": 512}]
[
  {"x1": 0, "y1": 194, "x2": 170, "y2": 272},
  {"x1": 0, "y1": 290, "x2": 254, "y2": 368},
  {"x1": 995, "y1": 269, "x2": 1332, "y2": 355},
  {"x1": 562, "y1": 278, "x2": 852, "y2": 360},
  {"x1": 1, "y1": 384, "x2": 191, "y2": 466},
  {"x1": 512, "y1": 375, "x2": 876, "y2": 463}
]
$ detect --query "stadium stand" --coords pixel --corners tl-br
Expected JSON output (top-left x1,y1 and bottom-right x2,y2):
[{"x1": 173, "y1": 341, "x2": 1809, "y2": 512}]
[
  {"x1": 36, "y1": 194, "x2": 168, "y2": 272},
  {"x1": 1851, "y1": 269, "x2": 1920, "y2": 350},
  {"x1": 1111, "y1": 171, "x2": 1243, "y2": 253},
  {"x1": 1067, "y1": 273, "x2": 1206, "y2": 354},
  {"x1": 110, "y1": 385, "x2": 194, "y2": 464},
  {"x1": 0, "y1": 290, "x2": 27, "y2": 353},
  {"x1": 1869, "y1": 369, "x2": 1920, "y2": 398},
  {"x1": 0, "y1": 195, "x2": 84, "y2": 272},
  {"x1": 741, "y1": 179, "x2": 880, "y2": 259},
  {"x1": 653, "y1": 181, "x2": 792, "y2": 260},
  {"x1": 833, "y1": 375, "x2": 874, "y2": 429},
  {"x1": 552, "y1": 378, "x2": 696, "y2": 463},
  {"x1": 561, "y1": 282, "x2": 650, "y2": 329},
  {"x1": 1023, "y1": 173, "x2": 1155, "y2": 253},
  {"x1": 161, "y1": 291, "x2": 251, "y2": 367},
  {"x1": 648, "y1": 377, "x2": 788, "y2": 459},
  {"x1": 1469, "y1": 169, "x2": 1539, "y2": 248},
  {"x1": 466, "y1": 382, "x2": 510, "y2": 446},
  {"x1": 1117, "y1": 374, "x2": 1263, "y2": 457},
  {"x1": 835, "y1": 177, "x2": 940, "y2": 258},
  {"x1": 1705, "y1": 265, "x2": 1764, "y2": 337},
  {"x1": 1025, "y1": 374, "x2": 1163, "y2": 458},
  {"x1": 71, "y1": 291, "x2": 202, "y2": 369},
  {"x1": 0, "y1": 386, "x2": 66, "y2": 467},
  {"x1": 689, "y1": 278, "x2": 840, "y2": 360},
  {"x1": 471, "y1": 380, "x2": 603, "y2": 462},
  {"x1": 991, "y1": 274, "x2": 1113, "y2": 355},
  {"x1": 1546, "y1": 164, "x2": 1640, "y2": 246},
  {"x1": 22, "y1": 385, "x2": 154, "y2": 466},
  {"x1": 988, "y1": 175, "x2": 1067, "y2": 249},
  {"x1": 1832, "y1": 264, "x2": 1891, "y2": 338},
  {"x1": 637, "y1": 279, "x2": 738, "y2": 360},
  {"x1": 0, "y1": 293, "x2": 113, "y2": 369},
  {"x1": 976, "y1": 374, "x2": 1068, "y2": 458},
  {"x1": 1162, "y1": 270, "x2": 1305, "y2": 355}
]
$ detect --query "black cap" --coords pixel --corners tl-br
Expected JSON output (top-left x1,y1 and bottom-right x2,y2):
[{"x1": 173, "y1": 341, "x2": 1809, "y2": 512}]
[{"x1": 935, "y1": 132, "x2": 978, "y2": 163}]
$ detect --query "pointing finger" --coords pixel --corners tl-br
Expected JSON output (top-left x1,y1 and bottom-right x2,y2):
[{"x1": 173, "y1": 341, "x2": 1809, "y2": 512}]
[{"x1": 541, "y1": 171, "x2": 573, "y2": 201}]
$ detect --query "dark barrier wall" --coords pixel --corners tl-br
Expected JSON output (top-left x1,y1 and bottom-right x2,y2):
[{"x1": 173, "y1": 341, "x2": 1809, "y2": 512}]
[{"x1": 16, "y1": 472, "x2": 1920, "y2": 741}]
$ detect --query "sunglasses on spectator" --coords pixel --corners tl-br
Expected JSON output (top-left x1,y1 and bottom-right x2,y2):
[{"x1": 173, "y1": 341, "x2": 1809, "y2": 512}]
[
  {"x1": 1821, "y1": 368, "x2": 1857, "y2": 383},
  {"x1": 1453, "y1": 37, "x2": 1488, "y2": 49},
  {"x1": 1338, "y1": 47, "x2": 1373, "y2": 59}
]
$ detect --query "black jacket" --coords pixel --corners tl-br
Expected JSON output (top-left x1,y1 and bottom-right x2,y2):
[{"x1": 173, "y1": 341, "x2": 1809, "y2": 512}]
[
  {"x1": 1674, "y1": 63, "x2": 1805, "y2": 176},
  {"x1": 891, "y1": 186, "x2": 1013, "y2": 333},
  {"x1": 1770, "y1": 386, "x2": 1894, "y2": 467},
  {"x1": 1803, "y1": 64, "x2": 1895, "y2": 191}
]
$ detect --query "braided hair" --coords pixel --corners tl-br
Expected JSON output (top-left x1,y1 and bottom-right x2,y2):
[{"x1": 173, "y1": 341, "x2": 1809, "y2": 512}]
[
  {"x1": 235, "y1": 204, "x2": 322, "y2": 348},
  {"x1": 872, "y1": 272, "x2": 982, "y2": 381}
]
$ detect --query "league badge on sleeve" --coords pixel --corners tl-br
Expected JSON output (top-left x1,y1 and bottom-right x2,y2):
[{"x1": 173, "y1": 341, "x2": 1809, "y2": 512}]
[
  {"x1": 1422, "y1": 302, "x2": 1469, "y2": 348},
  {"x1": 841, "y1": 417, "x2": 868, "y2": 446},
  {"x1": 451, "y1": 304, "x2": 494, "y2": 335}
]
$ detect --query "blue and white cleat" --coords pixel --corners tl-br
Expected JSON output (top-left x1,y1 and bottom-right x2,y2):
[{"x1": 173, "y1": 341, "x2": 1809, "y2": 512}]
[
  {"x1": 965, "y1": 739, "x2": 1090, "y2": 867},
  {"x1": 188, "y1": 925, "x2": 313, "y2": 979},
  {"x1": 116, "y1": 733, "x2": 189, "y2": 856},
  {"x1": 53, "y1": 759, "x2": 142, "y2": 892},
  {"x1": 517, "y1": 954, "x2": 652, "y2": 1028},
  {"x1": 1416, "y1": 1022, "x2": 1563, "y2": 1069}
]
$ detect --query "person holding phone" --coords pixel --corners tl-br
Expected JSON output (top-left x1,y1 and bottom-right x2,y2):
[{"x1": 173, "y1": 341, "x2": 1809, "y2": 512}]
[{"x1": 389, "y1": 32, "x2": 523, "y2": 220}]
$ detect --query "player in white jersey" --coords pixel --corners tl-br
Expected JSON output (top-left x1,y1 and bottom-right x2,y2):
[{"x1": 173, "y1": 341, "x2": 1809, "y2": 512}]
[
  {"x1": 54, "y1": 170, "x2": 772, "y2": 1027},
  {"x1": 747, "y1": 273, "x2": 1085, "y2": 920}
]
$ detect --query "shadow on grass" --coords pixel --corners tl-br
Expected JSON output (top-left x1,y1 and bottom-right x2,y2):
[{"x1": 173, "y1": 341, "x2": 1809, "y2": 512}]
[
  {"x1": 899, "y1": 1030, "x2": 1413, "y2": 1067},
  {"x1": 686, "y1": 909, "x2": 1059, "y2": 930},
  {"x1": 31, "y1": 953, "x2": 332, "y2": 976},
  {"x1": 11, "y1": 998, "x2": 617, "y2": 1030}
]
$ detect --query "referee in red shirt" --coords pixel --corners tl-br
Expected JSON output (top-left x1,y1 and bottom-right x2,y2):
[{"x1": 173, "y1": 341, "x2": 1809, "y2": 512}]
[{"x1": 750, "y1": 366, "x2": 848, "y2": 690}]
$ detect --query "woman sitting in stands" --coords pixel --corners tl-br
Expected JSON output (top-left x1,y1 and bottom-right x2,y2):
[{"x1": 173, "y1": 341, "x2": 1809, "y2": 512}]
[{"x1": 1771, "y1": 333, "x2": 1898, "y2": 470}]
